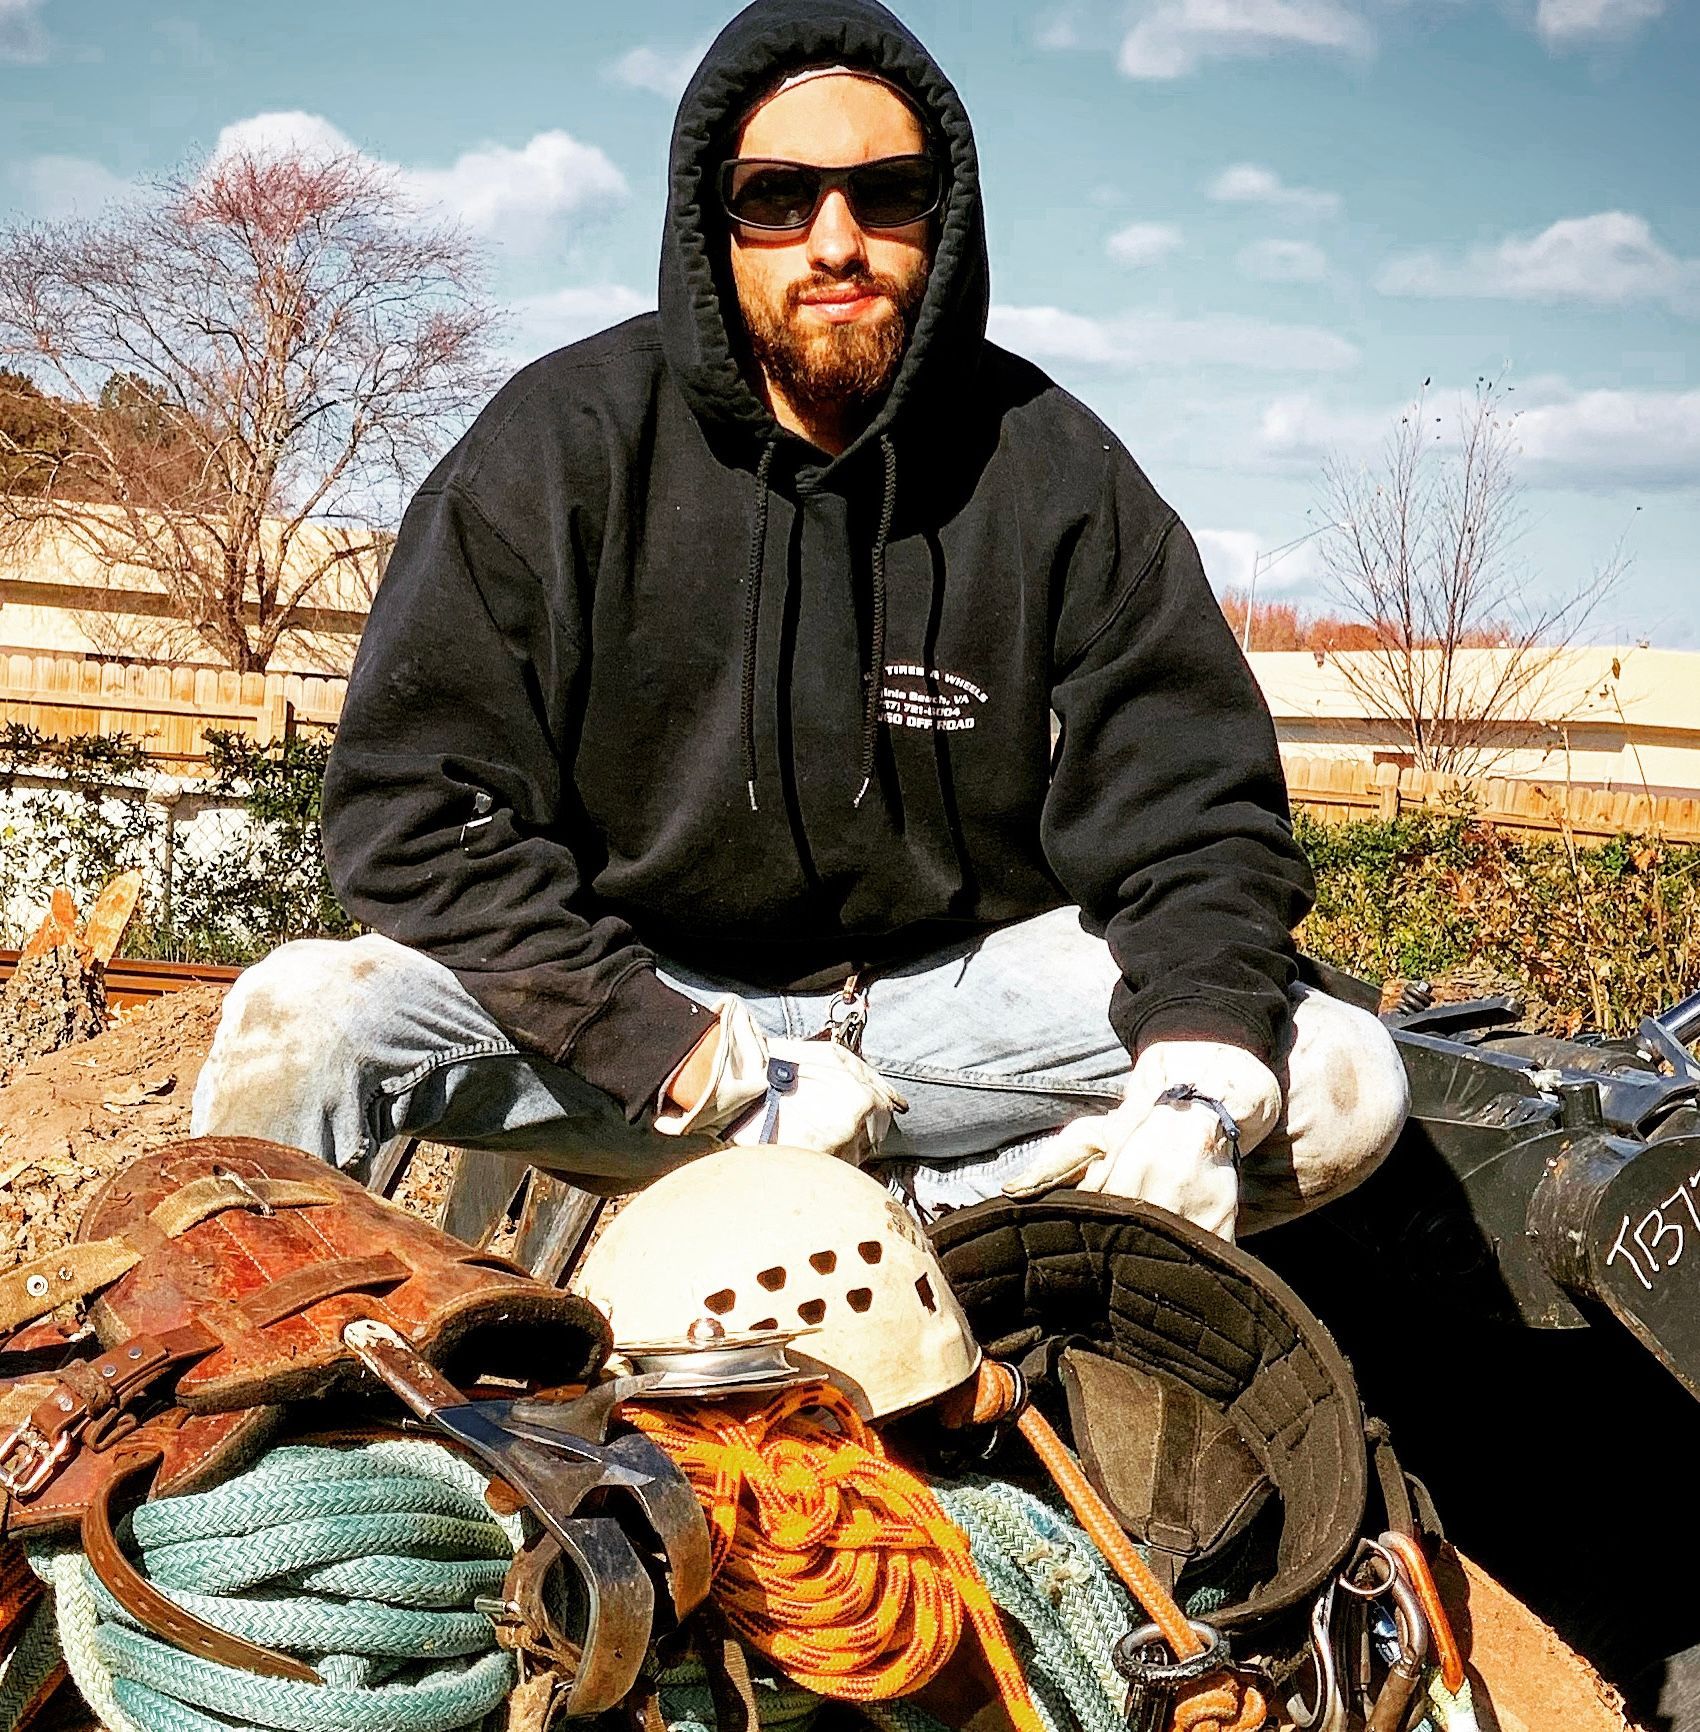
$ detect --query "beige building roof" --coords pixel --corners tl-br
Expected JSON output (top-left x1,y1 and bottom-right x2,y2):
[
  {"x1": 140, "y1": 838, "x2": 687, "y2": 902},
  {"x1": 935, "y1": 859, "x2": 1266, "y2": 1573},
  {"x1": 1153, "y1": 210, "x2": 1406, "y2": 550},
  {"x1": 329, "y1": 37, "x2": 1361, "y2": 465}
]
[
  {"x1": 1250, "y1": 646, "x2": 1700, "y2": 793},
  {"x1": 0, "y1": 506, "x2": 378, "y2": 676}
]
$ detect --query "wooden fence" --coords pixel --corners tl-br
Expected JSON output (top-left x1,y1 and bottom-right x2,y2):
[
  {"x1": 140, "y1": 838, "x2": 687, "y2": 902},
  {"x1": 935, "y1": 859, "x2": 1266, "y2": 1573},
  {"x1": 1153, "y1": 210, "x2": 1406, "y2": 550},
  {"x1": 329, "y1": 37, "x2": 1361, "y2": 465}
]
[
  {"x1": 1282, "y1": 752, "x2": 1700, "y2": 845},
  {"x1": 4, "y1": 656, "x2": 1699, "y2": 839},
  {"x1": 0, "y1": 652, "x2": 345, "y2": 765}
]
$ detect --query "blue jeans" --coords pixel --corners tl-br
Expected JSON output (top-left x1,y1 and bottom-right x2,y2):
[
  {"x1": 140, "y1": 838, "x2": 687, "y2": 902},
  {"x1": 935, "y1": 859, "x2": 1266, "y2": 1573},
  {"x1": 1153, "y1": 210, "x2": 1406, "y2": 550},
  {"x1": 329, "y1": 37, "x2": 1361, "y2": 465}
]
[{"x1": 190, "y1": 908, "x2": 1406, "y2": 1234}]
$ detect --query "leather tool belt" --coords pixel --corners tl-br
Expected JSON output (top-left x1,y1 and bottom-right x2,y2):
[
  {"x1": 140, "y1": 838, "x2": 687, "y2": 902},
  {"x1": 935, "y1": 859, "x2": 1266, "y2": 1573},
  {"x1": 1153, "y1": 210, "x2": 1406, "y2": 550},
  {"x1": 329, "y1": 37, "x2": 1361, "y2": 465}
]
[{"x1": 0, "y1": 1137, "x2": 707, "y2": 1716}]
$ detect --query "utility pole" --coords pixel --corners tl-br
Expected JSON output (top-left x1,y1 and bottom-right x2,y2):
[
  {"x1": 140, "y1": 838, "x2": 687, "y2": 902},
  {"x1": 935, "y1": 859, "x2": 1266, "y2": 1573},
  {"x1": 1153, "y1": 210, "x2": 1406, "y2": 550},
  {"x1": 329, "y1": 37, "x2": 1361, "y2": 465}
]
[{"x1": 1240, "y1": 519, "x2": 1344, "y2": 654}]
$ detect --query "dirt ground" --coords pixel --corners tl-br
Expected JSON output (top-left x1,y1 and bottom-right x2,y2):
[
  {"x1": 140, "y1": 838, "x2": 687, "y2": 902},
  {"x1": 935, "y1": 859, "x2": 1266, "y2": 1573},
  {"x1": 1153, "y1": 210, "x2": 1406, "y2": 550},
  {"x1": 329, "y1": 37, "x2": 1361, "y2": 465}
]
[{"x1": 0, "y1": 986, "x2": 455, "y2": 1262}]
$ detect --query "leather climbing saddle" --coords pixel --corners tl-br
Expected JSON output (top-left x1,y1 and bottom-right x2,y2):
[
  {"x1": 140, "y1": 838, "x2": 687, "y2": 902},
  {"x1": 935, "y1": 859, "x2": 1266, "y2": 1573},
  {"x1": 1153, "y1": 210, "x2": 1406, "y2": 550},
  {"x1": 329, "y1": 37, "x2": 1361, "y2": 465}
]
[{"x1": 0, "y1": 1136, "x2": 710, "y2": 1718}]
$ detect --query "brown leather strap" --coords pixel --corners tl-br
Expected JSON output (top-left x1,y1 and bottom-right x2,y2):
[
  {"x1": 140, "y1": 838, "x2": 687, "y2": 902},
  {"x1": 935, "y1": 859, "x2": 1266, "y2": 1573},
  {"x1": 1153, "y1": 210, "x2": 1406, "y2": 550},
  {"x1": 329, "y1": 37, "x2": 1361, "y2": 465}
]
[
  {"x1": 0, "y1": 1174, "x2": 334, "y2": 1336},
  {"x1": 23, "y1": 1324, "x2": 218, "y2": 1460},
  {"x1": 0, "y1": 1245, "x2": 141, "y2": 1338},
  {"x1": 235, "y1": 1254, "x2": 411, "y2": 1333},
  {"x1": 697, "y1": 1606, "x2": 761, "y2": 1732},
  {"x1": 80, "y1": 1449, "x2": 321, "y2": 1684}
]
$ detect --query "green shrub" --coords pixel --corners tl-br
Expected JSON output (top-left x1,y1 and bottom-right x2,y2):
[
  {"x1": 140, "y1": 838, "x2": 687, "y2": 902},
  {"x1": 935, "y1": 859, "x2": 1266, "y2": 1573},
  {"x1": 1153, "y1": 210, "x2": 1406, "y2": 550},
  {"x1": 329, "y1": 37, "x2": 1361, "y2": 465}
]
[
  {"x1": 0, "y1": 725, "x2": 352, "y2": 963},
  {"x1": 5, "y1": 724, "x2": 1697, "y2": 1034},
  {"x1": 1295, "y1": 810, "x2": 1700, "y2": 1033},
  {"x1": 0, "y1": 723, "x2": 161, "y2": 925},
  {"x1": 160, "y1": 730, "x2": 355, "y2": 964}
]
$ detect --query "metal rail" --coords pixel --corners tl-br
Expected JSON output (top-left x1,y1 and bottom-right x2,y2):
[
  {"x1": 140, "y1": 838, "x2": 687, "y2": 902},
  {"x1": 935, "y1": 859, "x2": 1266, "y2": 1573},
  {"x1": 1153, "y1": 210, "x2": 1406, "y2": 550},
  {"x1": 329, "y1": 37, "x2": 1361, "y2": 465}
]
[{"x1": 0, "y1": 949, "x2": 240, "y2": 1009}]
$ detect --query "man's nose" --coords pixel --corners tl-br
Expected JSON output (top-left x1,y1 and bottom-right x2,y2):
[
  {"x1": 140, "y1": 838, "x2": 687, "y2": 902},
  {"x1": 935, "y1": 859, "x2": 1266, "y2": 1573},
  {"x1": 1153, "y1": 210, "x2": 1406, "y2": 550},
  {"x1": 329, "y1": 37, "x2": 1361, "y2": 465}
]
[{"x1": 807, "y1": 189, "x2": 866, "y2": 271}]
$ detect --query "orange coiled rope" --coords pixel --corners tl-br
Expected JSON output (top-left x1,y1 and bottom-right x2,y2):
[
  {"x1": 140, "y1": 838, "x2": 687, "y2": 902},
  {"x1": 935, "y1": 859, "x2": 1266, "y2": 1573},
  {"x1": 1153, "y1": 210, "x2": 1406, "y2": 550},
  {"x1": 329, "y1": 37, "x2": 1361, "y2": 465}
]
[{"x1": 622, "y1": 1383, "x2": 1046, "y2": 1732}]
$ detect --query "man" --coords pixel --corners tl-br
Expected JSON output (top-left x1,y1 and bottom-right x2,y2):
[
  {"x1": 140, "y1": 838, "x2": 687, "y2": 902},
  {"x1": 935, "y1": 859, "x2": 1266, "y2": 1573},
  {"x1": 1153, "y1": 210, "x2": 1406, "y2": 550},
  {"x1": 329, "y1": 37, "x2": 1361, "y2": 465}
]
[{"x1": 192, "y1": 0, "x2": 1408, "y2": 1239}]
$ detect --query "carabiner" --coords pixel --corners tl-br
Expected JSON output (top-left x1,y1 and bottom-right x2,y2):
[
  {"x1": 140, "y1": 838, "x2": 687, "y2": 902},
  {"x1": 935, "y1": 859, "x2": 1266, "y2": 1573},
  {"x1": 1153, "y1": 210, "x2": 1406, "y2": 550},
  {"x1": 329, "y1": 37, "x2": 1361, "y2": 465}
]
[
  {"x1": 1365, "y1": 1566, "x2": 1431, "y2": 1732},
  {"x1": 1288, "y1": 1581, "x2": 1350, "y2": 1732}
]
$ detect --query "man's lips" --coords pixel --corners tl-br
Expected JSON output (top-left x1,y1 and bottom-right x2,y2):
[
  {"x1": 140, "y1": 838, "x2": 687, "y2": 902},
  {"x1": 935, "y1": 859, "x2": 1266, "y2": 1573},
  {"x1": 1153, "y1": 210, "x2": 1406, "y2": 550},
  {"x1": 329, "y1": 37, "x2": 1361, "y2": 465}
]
[{"x1": 796, "y1": 287, "x2": 887, "y2": 322}]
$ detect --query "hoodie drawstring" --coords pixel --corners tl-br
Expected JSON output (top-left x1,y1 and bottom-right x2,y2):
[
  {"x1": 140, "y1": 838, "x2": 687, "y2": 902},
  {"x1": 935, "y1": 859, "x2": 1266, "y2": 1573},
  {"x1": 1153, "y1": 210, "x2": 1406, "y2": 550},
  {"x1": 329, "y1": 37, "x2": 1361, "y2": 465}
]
[
  {"x1": 739, "y1": 439, "x2": 778, "y2": 812},
  {"x1": 854, "y1": 434, "x2": 898, "y2": 809},
  {"x1": 739, "y1": 433, "x2": 897, "y2": 815}
]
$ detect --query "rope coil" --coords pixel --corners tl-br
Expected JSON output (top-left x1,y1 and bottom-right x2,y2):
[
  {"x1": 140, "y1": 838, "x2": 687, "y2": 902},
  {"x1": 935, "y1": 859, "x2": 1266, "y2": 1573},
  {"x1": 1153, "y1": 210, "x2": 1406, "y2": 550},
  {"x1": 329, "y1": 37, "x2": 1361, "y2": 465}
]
[
  {"x1": 26, "y1": 1440, "x2": 524, "y2": 1732},
  {"x1": 623, "y1": 1383, "x2": 1047, "y2": 1732}
]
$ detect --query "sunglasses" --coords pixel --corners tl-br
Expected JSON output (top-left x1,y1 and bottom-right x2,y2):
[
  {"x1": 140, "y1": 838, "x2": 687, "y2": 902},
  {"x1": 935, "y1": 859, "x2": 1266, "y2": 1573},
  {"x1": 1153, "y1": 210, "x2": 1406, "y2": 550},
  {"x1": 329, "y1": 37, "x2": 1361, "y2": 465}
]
[{"x1": 719, "y1": 155, "x2": 943, "y2": 233}]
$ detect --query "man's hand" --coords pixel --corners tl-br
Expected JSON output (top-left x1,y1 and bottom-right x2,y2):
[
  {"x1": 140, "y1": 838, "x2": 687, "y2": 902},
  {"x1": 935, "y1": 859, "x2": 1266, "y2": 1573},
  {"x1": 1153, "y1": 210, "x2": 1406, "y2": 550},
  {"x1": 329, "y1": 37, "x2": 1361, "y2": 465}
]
[
  {"x1": 724, "y1": 1036, "x2": 907, "y2": 1163},
  {"x1": 1002, "y1": 1040, "x2": 1283, "y2": 1239},
  {"x1": 655, "y1": 997, "x2": 906, "y2": 1162}
]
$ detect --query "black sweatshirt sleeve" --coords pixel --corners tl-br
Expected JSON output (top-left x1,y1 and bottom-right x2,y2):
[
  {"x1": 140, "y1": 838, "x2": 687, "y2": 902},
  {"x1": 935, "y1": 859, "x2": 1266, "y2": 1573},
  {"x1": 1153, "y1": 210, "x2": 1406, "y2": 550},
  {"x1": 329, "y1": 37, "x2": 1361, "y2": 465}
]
[
  {"x1": 1042, "y1": 450, "x2": 1315, "y2": 1065},
  {"x1": 320, "y1": 480, "x2": 711, "y2": 1119}
]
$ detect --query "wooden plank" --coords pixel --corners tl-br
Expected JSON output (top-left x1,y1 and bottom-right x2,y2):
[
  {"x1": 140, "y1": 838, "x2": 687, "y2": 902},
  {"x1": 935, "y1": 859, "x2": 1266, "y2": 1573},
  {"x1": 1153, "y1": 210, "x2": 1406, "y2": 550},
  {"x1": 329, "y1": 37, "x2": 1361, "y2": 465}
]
[
  {"x1": 1283, "y1": 759, "x2": 1700, "y2": 846},
  {"x1": 513, "y1": 1174, "x2": 606, "y2": 1287},
  {"x1": 439, "y1": 1152, "x2": 530, "y2": 1249}
]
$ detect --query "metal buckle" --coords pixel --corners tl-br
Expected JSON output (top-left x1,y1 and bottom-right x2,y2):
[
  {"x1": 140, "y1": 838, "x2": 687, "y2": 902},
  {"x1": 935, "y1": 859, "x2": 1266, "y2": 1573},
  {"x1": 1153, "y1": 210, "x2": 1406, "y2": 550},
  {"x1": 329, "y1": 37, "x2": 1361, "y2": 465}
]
[
  {"x1": 0, "y1": 1419, "x2": 71, "y2": 1498},
  {"x1": 211, "y1": 1165, "x2": 275, "y2": 1217}
]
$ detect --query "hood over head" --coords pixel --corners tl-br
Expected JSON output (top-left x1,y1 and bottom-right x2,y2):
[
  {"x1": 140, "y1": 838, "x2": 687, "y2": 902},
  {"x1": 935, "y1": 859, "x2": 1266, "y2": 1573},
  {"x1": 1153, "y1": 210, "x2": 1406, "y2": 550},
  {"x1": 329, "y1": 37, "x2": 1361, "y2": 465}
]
[{"x1": 660, "y1": 0, "x2": 990, "y2": 466}]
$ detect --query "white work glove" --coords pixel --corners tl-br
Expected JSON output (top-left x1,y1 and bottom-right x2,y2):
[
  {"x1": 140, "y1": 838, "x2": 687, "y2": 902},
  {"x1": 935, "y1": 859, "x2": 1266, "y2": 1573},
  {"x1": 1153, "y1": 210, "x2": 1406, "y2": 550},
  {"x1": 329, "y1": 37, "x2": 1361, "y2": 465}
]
[
  {"x1": 654, "y1": 997, "x2": 906, "y2": 1164},
  {"x1": 1002, "y1": 1041, "x2": 1283, "y2": 1240}
]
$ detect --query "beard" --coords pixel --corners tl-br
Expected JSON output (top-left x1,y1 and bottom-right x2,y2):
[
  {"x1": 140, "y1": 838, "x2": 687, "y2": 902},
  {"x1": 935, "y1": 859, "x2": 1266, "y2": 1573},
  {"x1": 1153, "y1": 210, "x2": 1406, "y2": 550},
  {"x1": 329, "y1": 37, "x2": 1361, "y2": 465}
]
[{"x1": 739, "y1": 261, "x2": 929, "y2": 419}]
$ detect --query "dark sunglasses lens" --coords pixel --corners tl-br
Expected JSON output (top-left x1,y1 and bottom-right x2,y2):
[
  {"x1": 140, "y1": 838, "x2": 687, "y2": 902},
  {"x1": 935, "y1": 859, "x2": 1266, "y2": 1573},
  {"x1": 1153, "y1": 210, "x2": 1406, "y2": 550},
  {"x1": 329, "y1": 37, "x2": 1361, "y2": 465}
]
[
  {"x1": 849, "y1": 159, "x2": 940, "y2": 226},
  {"x1": 726, "y1": 164, "x2": 822, "y2": 228}
]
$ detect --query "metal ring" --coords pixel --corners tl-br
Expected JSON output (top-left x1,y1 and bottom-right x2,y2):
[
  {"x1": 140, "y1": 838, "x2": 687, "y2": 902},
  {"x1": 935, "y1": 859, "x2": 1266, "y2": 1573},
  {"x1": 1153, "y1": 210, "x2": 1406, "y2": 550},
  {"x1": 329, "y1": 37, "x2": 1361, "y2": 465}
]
[
  {"x1": 1338, "y1": 1537, "x2": 1398, "y2": 1600},
  {"x1": 1112, "y1": 1619, "x2": 1231, "y2": 1686}
]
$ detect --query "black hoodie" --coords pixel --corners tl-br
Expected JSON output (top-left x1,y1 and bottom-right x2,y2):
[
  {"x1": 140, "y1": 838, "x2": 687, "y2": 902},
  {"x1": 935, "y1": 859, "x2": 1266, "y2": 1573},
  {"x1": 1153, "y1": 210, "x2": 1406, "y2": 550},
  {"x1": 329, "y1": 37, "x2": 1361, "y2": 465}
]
[{"x1": 320, "y1": 0, "x2": 1315, "y2": 1122}]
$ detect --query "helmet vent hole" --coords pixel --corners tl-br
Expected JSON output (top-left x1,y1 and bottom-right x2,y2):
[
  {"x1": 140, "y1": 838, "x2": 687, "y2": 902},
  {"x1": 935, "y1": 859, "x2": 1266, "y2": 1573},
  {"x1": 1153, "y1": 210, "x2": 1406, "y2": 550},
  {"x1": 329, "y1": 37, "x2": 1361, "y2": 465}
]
[
  {"x1": 750, "y1": 1318, "x2": 779, "y2": 1332},
  {"x1": 704, "y1": 1288, "x2": 737, "y2": 1315},
  {"x1": 797, "y1": 1299, "x2": 828, "y2": 1325},
  {"x1": 857, "y1": 1240, "x2": 884, "y2": 1265},
  {"x1": 914, "y1": 1274, "x2": 937, "y2": 1313},
  {"x1": 846, "y1": 1287, "x2": 874, "y2": 1313},
  {"x1": 757, "y1": 1266, "x2": 787, "y2": 1292},
  {"x1": 809, "y1": 1251, "x2": 838, "y2": 1274}
]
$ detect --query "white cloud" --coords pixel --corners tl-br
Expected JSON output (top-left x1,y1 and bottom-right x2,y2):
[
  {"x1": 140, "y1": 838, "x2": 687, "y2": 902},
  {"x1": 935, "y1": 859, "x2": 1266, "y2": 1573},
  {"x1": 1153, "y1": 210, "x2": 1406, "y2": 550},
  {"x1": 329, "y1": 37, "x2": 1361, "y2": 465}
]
[
  {"x1": 209, "y1": 111, "x2": 627, "y2": 251},
  {"x1": 1377, "y1": 212, "x2": 1700, "y2": 313},
  {"x1": 989, "y1": 304, "x2": 1358, "y2": 372},
  {"x1": 1195, "y1": 526, "x2": 1326, "y2": 596},
  {"x1": 9, "y1": 152, "x2": 130, "y2": 217},
  {"x1": 1194, "y1": 528, "x2": 1262, "y2": 594},
  {"x1": 1239, "y1": 238, "x2": 1328, "y2": 281},
  {"x1": 1118, "y1": 0, "x2": 1373, "y2": 78},
  {"x1": 510, "y1": 284, "x2": 653, "y2": 359},
  {"x1": 1208, "y1": 162, "x2": 1341, "y2": 218},
  {"x1": 0, "y1": 0, "x2": 47, "y2": 62},
  {"x1": 406, "y1": 135, "x2": 627, "y2": 242},
  {"x1": 1106, "y1": 222, "x2": 1184, "y2": 267},
  {"x1": 212, "y1": 110, "x2": 357, "y2": 165},
  {"x1": 1517, "y1": 387, "x2": 1700, "y2": 491},
  {"x1": 1536, "y1": 0, "x2": 1664, "y2": 44},
  {"x1": 1256, "y1": 392, "x2": 1399, "y2": 466},
  {"x1": 1257, "y1": 382, "x2": 1700, "y2": 492},
  {"x1": 1035, "y1": 8, "x2": 1086, "y2": 48},
  {"x1": 605, "y1": 41, "x2": 708, "y2": 98}
]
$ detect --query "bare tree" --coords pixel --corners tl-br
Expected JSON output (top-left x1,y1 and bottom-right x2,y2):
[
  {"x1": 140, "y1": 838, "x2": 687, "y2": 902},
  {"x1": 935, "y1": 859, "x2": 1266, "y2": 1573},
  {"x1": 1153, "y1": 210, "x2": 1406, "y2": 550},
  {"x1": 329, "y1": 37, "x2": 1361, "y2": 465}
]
[
  {"x1": 1316, "y1": 376, "x2": 1625, "y2": 777},
  {"x1": 0, "y1": 150, "x2": 499, "y2": 672}
]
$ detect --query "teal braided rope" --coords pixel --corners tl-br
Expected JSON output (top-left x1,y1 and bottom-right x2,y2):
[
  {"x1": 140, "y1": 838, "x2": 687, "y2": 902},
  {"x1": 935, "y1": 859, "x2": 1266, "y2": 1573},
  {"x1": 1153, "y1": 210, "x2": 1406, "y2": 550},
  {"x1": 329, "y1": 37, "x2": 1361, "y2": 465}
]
[
  {"x1": 291, "y1": 1555, "x2": 509, "y2": 1607},
  {"x1": 27, "y1": 1439, "x2": 523, "y2": 1732},
  {"x1": 140, "y1": 1513, "x2": 514, "y2": 1594},
  {"x1": 132, "y1": 1468, "x2": 498, "y2": 1546},
  {"x1": 98, "y1": 1626, "x2": 515, "y2": 1732},
  {"x1": 82, "y1": 1569, "x2": 497, "y2": 1661},
  {"x1": 935, "y1": 1476, "x2": 1133, "y2": 1732}
]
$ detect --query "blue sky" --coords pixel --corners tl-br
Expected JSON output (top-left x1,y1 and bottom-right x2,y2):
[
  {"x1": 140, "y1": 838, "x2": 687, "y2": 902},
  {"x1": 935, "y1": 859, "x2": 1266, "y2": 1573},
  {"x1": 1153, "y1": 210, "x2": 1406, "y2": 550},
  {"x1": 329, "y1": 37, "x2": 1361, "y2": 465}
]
[{"x1": 3, "y1": 0, "x2": 1696, "y2": 643}]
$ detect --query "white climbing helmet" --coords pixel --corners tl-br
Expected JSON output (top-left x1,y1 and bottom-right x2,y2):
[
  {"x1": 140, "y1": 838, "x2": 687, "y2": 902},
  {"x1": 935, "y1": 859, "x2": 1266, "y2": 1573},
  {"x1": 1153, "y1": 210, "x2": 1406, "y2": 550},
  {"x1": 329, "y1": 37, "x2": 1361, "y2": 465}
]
[{"x1": 575, "y1": 1146, "x2": 980, "y2": 1421}]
